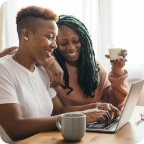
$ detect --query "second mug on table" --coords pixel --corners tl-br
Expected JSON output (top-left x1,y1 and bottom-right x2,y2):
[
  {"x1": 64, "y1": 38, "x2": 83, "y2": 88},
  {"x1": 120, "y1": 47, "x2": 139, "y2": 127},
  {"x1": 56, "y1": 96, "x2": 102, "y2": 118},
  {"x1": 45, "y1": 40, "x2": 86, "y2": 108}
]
[{"x1": 56, "y1": 113, "x2": 86, "y2": 141}]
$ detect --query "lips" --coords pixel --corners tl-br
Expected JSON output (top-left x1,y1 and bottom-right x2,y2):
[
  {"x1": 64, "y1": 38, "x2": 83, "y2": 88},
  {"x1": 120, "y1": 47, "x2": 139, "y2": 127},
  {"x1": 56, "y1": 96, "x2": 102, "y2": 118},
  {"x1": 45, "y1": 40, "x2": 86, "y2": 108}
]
[
  {"x1": 66, "y1": 51, "x2": 78, "y2": 58},
  {"x1": 45, "y1": 49, "x2": 53, "y2": 57}
]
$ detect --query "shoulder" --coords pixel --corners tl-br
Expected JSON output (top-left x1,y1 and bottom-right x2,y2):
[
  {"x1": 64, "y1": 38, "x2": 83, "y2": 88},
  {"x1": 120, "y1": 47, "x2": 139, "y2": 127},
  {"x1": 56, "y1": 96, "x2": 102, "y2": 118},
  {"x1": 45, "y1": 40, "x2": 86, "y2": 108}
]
[
  {"x1": 0, "y1": 55, "x2": 13, "y2": 74},
  {"x1": 0, "y1": 55, "x2": 9, "y2": 64},
  {"x1": 96, "y1": 59, "x2": 107, "y2": 73},
  {"x1": 37, "y1": 66, "x2": 48, "y2": 77},
  {"x1": 36, "y1": 66, "x2": 51, "y2": 83}
]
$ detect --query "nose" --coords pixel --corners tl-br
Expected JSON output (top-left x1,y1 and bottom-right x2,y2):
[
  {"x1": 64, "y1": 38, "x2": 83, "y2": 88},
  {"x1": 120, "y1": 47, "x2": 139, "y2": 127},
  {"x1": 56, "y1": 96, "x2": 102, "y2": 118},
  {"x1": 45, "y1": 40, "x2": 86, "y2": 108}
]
[
  {"x1": 67, "y1": 42, "x2": 75, "y2": 50},
  {"x1": 51, "y1": 40, "x2": 57, "y2": 49}
]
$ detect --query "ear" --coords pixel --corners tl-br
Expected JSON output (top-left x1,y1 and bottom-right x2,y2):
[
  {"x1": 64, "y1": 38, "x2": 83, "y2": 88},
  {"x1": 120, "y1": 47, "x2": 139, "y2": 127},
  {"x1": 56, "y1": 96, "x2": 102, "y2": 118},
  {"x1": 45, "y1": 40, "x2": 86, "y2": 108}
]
[{"x1": 22, "y1": 28, "x2": 29, "y2": 41}]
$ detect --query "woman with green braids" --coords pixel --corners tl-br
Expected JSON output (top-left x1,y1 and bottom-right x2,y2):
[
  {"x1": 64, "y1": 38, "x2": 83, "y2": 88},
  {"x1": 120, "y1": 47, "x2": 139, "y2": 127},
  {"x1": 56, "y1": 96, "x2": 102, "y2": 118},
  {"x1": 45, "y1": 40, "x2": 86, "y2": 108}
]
[{"x1": 52, "y1": 15, "x2": 129, "y2": 110}]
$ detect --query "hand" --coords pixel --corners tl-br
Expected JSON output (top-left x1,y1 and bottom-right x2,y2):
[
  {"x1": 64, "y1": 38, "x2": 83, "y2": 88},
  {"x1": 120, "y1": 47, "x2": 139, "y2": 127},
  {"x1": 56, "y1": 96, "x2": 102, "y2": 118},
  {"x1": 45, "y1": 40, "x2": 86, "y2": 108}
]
[
  {"x1": 48, "y1": 59, "x2": 64, "y2": 88},
  {"x1": 37, "y1": 57, "x2": 64, "y2": 88},
  {"x1": 95, "y1": 102, "x2": 120, "y2": 121},
  {"x1": 82, "y1": 108, "x2": 111, "y2": 125},
  {"x1": 105, "y1": 49, "x2": 128, "y2": 68},
  {"x1": 0, "y1": 46, "x2": 18, "y2": 58}
]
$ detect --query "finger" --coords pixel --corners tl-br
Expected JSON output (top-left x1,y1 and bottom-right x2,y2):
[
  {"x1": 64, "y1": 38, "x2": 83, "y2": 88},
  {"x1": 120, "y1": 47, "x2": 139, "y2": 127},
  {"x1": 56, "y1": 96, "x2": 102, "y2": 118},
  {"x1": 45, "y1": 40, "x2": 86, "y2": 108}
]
[
  {"x1": 109, "y1": 104, "x2": 119, "y2": 120},
  {"x1": 59, "y1": 71, "x2": 64, "y2": 84},
  {"x1": 51, "y1": 75, "x2": 61, "y2": 88},
  {"x1": 10, "y1": 49, "x2": 18, "y2": 55},
  {"x1": 97, "y1": 110, "x2": 111, "y2": 122},
  {"x1": 112, "y1": 58, "x2": 127, "y2": 67},
  {"x1": 120, "y1": 51, "x2": 127, "y2": 58},
  {"x1": 4, "y1": 47, "x2": 18, "y2": 52},
  {"x1": 3, "y1": 48, "x2": 13, "y2": 53},
  {"x1": 55, "y1": 72, "x2": 63, "y2": 87},
  {"x1": 95, "y1": 115, "x2": 106, "y2": 123},
  {"x1": 10, "y1": 46, "x2": 18, "y2": 50},
  {"x1": 105, "y1": 54, "x2": 110, "y2": 59},
  {"x1": 50, "y1": 76, "x2": 57, "y2": 88},
  {"x1": 121, "y1": 49, "x2": 127, "y2": 52},
  {"x1": 53, "y1": 76, "x2": 60, "y2": 88},
  {"x1": 95, "y1": 111, "x2": 111, "y2": 125},
  {"x1": 105, "y1": 111, "x2": 112, "y2": 125},
  {"x1": 48, "y1": 72, "x2": 55, "y2": 88}
]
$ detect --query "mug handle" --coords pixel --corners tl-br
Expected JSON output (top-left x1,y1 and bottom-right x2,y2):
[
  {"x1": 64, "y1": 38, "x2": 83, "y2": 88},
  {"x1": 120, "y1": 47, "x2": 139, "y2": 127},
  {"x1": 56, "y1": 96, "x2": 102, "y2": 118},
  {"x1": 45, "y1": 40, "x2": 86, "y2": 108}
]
[{"x1": 56, "y1": 116, "x2": 61, "y2": 131}]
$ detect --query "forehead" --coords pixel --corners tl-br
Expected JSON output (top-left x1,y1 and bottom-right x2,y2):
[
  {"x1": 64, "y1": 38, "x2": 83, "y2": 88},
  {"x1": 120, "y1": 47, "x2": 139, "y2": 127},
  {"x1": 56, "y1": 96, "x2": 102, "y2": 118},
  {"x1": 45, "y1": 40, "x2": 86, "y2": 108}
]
[
  {"x1": 58, "y1": 25, "x2": 78, "y2": 37},
  {"x1": 36, "y1": 19, "x2": 58, "y2": 35}
]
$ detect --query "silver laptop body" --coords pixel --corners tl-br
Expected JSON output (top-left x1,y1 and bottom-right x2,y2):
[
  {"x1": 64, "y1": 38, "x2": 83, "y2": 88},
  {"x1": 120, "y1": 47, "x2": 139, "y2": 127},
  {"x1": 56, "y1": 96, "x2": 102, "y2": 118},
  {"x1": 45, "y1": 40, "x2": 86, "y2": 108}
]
[{"x1": 86, "y1": 79, "x2": 144, "y2": 133}]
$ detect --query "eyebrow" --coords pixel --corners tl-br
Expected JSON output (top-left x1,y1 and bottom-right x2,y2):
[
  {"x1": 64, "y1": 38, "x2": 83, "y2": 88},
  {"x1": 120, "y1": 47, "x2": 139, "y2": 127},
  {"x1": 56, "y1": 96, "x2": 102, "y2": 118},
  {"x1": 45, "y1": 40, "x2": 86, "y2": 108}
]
[
  {"x1": 58, "y1": 36, "x2": 79, "y2": 40},
  {"x1": 46, "y1": 30, "x2": 56, "y2": 34}
]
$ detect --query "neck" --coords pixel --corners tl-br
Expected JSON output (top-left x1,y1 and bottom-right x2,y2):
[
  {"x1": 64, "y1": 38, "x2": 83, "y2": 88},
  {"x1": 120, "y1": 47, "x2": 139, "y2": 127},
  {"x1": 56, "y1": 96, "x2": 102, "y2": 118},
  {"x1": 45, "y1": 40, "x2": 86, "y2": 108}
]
[
  {"x1": 66, "y1": 60, "x2": 77, "y2": 67},
  {"x1": 13, "y1": 52, "x2": 35, "y2": 72}
]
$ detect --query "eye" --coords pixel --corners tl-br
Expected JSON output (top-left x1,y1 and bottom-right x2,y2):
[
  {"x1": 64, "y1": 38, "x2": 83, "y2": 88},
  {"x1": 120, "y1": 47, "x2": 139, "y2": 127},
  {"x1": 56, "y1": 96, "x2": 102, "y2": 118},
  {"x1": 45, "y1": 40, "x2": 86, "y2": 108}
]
[
  {"x1": 48, "y1": 36, "x2": 53, "y2": 40},
  {"x1": 73, "y1": 39, "x2": 80, "y2": 44},
  {"x1": 60, "y1": 42, "x2": 67, "y2": 46}
]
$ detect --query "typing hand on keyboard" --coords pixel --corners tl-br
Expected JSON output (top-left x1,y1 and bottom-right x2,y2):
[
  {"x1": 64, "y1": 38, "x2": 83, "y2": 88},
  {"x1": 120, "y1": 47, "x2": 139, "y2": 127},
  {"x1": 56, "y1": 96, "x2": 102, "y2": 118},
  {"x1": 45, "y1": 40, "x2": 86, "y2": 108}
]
[
  {"x1": 82, "y1": 109, "x2": 112, "y2": 125},
  {"x1": 94, "y1": 102, "x2": 120, "y2": 121}
]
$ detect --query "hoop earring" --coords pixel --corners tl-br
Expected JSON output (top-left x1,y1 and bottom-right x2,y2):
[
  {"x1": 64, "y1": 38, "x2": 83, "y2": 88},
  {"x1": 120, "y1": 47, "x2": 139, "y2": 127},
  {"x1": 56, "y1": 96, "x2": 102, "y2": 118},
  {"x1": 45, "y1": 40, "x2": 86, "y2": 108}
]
[{"x1": 25, "y1": 36, "x2": 28, "y2": 41}]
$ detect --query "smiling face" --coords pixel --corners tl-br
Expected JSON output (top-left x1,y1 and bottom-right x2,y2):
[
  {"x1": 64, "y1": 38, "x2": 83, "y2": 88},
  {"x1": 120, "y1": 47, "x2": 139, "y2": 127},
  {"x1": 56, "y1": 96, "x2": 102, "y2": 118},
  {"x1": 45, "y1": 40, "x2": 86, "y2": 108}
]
[
  {"x1": 57, "y1": 25, "x2": 81, "y2": 66},
  {"x1": 29, "y1": 19, "x2": 58, "y2": 63}
]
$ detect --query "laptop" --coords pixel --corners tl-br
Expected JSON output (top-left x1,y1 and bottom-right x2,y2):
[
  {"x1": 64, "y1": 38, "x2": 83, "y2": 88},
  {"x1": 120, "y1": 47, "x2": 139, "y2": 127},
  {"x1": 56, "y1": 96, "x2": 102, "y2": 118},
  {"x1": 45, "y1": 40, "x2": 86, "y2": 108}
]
[{"x1": 86, "y1": 79, "x2": 144, "y2": 133}]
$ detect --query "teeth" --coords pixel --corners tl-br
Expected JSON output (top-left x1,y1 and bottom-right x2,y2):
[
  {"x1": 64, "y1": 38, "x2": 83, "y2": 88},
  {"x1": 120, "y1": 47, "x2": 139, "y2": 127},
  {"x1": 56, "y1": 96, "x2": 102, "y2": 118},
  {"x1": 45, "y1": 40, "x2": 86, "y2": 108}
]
[
  {"x1": 46, "y1": 50, "x2": 51, "y2": 54},
  {"x1": 67, "y1": 52, "x2": 77, "y2": 56}
]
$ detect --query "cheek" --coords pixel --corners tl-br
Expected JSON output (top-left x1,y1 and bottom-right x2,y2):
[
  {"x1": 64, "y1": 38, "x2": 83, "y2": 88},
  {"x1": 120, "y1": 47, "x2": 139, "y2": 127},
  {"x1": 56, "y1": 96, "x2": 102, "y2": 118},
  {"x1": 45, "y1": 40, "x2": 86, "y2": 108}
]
[
  {"x1": 77, "y1": 43, "x2": 81, "y2": 50},
  {"x1": 58, "y1": 46, "x2": 66, "y2": 52}
]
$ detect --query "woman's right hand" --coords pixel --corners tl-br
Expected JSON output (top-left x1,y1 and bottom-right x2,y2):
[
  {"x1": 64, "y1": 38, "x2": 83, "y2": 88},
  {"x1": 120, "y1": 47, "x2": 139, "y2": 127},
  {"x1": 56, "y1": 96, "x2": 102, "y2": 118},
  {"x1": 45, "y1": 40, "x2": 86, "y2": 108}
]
[
  {"x1": 81, "y1": 108, "x2": 112, "y2": 125},
  {"x1": 0, "y1": 46, "x2": 18, "y2": 58}
]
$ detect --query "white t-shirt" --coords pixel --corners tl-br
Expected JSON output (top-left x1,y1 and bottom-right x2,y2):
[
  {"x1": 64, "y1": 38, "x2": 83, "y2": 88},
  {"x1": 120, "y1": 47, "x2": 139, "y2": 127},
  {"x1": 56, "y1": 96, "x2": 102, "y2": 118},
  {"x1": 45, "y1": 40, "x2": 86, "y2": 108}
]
[{"x1": 0, "y1": 55, "x2": 56, "y2": 144}]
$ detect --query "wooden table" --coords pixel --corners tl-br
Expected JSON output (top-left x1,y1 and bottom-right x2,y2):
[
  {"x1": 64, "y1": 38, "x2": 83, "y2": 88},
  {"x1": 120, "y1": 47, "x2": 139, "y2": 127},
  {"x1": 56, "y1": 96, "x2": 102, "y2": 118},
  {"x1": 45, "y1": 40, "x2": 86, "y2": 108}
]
[{"x1": 17, "y1": 106, "x2": 144, "y2": 144}]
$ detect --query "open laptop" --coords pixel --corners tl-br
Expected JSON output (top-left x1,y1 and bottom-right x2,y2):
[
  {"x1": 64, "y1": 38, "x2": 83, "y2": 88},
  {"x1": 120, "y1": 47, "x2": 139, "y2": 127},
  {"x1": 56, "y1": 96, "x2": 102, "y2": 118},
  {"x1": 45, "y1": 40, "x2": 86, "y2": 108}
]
[{"x1": 86, "y1": 79, "x2": 144, "y2": 133}]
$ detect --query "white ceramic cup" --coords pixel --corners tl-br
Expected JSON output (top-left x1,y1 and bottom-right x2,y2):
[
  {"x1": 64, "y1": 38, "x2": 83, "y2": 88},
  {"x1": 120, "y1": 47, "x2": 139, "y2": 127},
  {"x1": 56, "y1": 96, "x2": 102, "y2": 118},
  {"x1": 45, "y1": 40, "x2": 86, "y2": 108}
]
[
  {"x1": 108, "y1": 45, "x2": 123, "y2": 60},
  {"x1": 56, "y1": 113, "x2": 86, "y2": 141}
]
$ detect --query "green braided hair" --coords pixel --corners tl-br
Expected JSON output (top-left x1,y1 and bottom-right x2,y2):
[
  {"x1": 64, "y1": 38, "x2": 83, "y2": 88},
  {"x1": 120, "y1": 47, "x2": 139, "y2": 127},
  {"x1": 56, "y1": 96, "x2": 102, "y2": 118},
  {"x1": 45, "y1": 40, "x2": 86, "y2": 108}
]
[{"x1": 53, "y1": 15, "x2": 100, "y2": 98}]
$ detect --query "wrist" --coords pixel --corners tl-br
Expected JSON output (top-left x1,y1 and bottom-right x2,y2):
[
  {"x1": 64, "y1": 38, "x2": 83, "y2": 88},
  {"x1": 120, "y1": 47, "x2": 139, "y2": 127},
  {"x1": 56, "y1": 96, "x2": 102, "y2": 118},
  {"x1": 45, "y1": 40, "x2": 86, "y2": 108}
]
[
  {"x1": 111, "y1": 66, "x2": 124, "y2": 76},
  {"x1": 90, "y1": 103, "x2": 97, "y2": 109}
]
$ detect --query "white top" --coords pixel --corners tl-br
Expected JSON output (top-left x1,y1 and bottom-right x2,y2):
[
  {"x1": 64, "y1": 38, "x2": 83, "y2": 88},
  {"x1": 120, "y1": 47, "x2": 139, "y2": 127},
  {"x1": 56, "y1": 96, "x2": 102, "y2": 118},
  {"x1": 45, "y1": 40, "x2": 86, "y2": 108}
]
[{"x1": 0, "y1": 55, "x2": 56, "y2": 144}]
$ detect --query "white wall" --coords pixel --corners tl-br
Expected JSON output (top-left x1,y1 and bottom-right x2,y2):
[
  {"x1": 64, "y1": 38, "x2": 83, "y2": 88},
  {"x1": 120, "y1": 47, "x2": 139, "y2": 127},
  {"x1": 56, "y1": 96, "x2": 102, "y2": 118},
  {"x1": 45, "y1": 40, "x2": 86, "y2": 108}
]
[{"x1": 0, "y1": 0, "x2": 83, "y2": 51}]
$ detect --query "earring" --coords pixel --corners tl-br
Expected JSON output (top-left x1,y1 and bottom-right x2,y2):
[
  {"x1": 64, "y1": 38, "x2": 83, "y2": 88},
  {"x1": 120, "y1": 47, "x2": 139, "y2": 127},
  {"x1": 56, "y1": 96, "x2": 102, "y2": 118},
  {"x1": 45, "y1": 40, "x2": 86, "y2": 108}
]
[{"x1": 24, "y1": 36, "x2": 28, "y2": 41}]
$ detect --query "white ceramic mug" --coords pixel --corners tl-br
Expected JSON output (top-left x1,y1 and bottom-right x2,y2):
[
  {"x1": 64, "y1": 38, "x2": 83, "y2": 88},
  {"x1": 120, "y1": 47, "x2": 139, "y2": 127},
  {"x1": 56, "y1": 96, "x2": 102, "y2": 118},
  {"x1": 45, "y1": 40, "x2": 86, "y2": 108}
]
[
  {"x1": 56, "y1": 113, "x2": 86, "y2": 141},
  {"x1": 108, "y1": 44, "x2": 123, "y2": 60}
]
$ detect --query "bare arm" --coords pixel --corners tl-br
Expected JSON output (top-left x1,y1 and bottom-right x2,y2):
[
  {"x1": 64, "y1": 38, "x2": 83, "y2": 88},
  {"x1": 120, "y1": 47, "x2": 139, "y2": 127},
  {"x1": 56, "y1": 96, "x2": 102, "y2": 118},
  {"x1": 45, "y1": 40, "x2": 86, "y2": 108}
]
[
  {"x1": 52, "y1": 96, "x2": 119, "y2": 122},
  {"x1": 0, "y1": 103, "x2": 58, "y2": 141},
  {"x1": 0, "y1": 96, "x2": 119, "y2": 141}
]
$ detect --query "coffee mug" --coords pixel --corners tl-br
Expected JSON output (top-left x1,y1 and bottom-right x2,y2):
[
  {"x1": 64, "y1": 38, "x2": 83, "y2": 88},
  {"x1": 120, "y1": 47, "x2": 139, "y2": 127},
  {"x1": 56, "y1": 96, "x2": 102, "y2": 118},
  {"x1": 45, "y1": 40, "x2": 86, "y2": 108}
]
[
  {"x1": 108, "y1": 44, "x2": 123, "y2": 60},
  {"x1": 56, "y1": 113, "x2": 86, "y2": 141}
]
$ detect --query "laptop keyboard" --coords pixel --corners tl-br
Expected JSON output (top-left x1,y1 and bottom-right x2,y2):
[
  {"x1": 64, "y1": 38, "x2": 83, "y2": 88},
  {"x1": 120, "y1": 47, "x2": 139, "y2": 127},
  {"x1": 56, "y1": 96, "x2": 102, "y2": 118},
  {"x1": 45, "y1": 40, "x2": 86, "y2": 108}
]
[
  {"x1": 105, "y1": 119, "x2": 119, "y2": 130},
  {"x1": 86, "y1": 118, "x2": 119, "y2": 130}
]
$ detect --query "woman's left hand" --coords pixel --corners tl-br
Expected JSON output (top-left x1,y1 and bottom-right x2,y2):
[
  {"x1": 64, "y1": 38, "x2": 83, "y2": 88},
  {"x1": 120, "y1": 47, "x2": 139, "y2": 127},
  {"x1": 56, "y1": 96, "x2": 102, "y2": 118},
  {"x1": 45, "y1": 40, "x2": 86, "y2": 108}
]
[
  {"x1": 36, "y1": 57, "x2": 64, "y2": 88},
  {"x1": 0, "y1": 46, "x2": 18, "y2": 58},
  {"x1": 105, "y1": 49, "x2": 128, "y2": 68}
]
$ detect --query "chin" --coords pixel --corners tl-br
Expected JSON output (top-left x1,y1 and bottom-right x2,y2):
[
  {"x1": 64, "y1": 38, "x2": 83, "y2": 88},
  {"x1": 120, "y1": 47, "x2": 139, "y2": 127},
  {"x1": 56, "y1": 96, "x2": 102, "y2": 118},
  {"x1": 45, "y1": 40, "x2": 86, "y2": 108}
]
[{"x1": 69, "y1": 57, "x2": 79, "y2": 62}]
